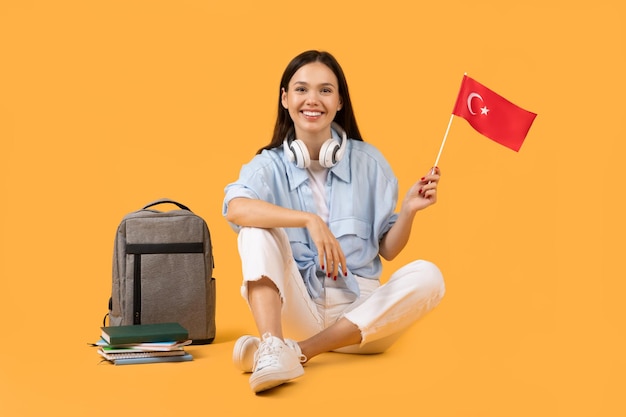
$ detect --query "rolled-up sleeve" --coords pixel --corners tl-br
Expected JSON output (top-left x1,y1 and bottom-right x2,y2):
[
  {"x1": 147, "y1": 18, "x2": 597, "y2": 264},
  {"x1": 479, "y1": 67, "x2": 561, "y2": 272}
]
[
  {"x1": 223, "y1": 183, "x2": 258, "y2": 216},
  {"x1": 222, "y1": 153, "x2": 279, "y2": 231}
]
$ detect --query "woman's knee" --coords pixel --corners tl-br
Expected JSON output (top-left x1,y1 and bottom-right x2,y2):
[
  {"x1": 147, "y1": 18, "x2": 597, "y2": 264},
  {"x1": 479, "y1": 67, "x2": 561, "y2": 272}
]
[
  {"x1": 402, "y1": 260, "x2": 446, "y2": 300},
  {"x1": 238, "y1": 226, "x2": 272, "y2": 247},
  {"x1": 238, "y1": 227, "x2": 290, "y2": 255}
]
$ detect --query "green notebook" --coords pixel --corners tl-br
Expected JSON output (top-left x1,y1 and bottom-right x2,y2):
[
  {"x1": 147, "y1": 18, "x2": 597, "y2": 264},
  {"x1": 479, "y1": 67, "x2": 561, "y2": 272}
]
[{"x1": 101, "y1": 322, "x2": 189, "y2": 345}]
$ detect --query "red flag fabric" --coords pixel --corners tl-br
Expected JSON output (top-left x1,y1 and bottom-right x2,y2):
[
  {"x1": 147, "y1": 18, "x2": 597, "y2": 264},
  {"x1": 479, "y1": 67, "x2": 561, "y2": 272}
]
[{"x1": 452, "y1": 75, "x2": 537, "y2": 151}]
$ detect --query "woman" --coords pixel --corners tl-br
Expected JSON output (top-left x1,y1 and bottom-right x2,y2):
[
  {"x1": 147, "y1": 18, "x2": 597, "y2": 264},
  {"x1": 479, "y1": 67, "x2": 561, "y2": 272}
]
[{"x1": 223, "y1": 50, "x2": 445, "y2": 393}]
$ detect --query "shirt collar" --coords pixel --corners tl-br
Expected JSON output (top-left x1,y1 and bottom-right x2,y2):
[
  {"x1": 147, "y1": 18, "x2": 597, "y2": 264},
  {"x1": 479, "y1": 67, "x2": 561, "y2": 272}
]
[{"x1": 285, "y1": 162, "x2": 309, "y2": 191}]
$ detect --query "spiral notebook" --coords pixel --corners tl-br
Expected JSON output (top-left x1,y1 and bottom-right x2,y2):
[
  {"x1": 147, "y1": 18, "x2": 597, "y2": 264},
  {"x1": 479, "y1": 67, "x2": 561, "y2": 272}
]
[
  {"x1": 107, "y1": 354, "x2": 193, "y2": 365},
  {"x1": 97, "y1": 348, "x2": 186, "y2": 361}
]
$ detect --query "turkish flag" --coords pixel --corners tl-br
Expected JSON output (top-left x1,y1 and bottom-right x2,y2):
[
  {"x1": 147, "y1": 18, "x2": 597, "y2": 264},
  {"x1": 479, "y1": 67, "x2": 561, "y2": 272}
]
[{"x1": 452, "y1": 75, "x2": 537, "y2": 151}]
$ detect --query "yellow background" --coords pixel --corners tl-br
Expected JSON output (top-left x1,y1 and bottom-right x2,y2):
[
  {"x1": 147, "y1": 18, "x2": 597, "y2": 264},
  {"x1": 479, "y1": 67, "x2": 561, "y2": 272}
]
[{"x1": 1, "y1": 0, "x2": 624, "y2": 415}]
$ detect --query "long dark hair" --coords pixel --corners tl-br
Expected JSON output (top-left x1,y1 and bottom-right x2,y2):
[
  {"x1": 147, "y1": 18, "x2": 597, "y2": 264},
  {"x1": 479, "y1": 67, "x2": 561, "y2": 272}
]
[{"x1": 257, "y1": 50, "x2": 363, "y2": 154}]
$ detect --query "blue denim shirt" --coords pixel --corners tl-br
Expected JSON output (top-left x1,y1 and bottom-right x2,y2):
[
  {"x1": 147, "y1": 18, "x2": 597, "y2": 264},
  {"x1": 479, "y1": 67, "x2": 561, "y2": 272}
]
[{"x1": 223, "y1": 132, "x2": 399, "y2": 299}]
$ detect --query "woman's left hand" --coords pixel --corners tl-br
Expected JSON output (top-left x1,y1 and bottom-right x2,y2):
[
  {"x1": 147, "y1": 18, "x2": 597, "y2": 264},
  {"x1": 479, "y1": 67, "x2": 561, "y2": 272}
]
[{"x1": 403, "y1": 166, "x2": 441, "y2": 213}]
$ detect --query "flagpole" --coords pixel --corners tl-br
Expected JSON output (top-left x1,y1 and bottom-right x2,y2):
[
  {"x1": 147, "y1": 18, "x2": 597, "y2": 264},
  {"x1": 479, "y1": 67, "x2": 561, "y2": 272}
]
[
  {"x1": 430, "y1": 72, "x2": 468, "y2": 172},
  {"x1": 432, "y1": 113, "x2": 455, "y2": 170}
]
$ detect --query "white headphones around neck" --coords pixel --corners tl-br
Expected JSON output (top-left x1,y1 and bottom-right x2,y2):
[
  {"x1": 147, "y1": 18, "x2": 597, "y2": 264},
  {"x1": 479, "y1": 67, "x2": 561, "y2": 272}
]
[{"x1": 283, "y1": 122, "x2": 348, "y2": 169}]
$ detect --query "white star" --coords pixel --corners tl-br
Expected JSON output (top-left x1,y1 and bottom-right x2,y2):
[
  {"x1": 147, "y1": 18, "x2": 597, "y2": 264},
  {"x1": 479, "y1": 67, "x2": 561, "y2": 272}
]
[{"x1": 480, "y1": 106, "x2": 489, "y2": 115}]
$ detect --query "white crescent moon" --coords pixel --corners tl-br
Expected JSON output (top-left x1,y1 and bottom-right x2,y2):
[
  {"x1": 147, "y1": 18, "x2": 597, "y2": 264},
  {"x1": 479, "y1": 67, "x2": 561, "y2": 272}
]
[{"x1": 467, "y1": 92, "x2": 484, "y2": 115}]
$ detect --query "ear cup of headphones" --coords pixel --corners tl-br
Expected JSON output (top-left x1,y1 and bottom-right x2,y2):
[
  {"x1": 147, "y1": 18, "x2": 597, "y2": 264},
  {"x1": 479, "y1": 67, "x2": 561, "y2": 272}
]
[
  {"x1": 319, "y1": 138, "x2": 341, "y2": 168},
  {"x1": 284, "y1": 123, "x2": 347, "y2": 169},
  {"x1": 289, "y1": 139, "x2": 311, "y2": 169}
]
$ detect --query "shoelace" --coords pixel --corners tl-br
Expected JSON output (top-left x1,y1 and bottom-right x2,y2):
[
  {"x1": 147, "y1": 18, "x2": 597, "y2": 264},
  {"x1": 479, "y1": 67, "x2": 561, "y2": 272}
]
[{"x1": 254, "y1": 336, "x2": 283, "y2": 371}]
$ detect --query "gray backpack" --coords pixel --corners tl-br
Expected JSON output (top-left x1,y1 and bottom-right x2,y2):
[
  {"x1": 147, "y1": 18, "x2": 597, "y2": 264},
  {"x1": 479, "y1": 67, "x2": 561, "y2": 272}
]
[{"x1": 107, "y1": 199, "x2": 216, "y2": 344}]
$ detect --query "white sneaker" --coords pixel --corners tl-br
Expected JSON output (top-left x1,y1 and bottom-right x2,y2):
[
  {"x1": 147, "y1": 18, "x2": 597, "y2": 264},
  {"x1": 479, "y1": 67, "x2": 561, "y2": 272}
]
[
  {"x1": 233, "y1": 334, "x2": 305, "y2": 373},
  {"x1": 249, "y1": 333, "x2": 306, "y2": 393}
]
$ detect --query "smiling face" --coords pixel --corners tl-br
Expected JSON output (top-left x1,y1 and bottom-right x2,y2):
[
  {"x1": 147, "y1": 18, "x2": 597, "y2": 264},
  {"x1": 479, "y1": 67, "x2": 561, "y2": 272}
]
[{"x1": 281, "y1": 61, "x2": 343, "y2": 144}]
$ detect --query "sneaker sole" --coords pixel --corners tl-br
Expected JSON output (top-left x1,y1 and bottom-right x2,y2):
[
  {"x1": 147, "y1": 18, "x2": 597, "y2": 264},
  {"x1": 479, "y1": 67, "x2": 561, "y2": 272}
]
[{"x1": 249, "y1": 365, "x2": 304, "y2": 393}]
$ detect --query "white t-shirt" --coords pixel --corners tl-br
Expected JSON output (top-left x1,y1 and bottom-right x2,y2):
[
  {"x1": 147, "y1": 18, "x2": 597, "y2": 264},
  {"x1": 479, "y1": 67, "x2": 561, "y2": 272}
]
[{"x1": 306, "y1": 160, "x2": 329, "y2": 223}]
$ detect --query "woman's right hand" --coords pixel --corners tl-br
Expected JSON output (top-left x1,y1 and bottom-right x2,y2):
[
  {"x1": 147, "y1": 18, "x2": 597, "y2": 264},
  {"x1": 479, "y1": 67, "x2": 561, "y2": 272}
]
[{"x1": 305, "y1": 214, "x2": 347, "y2": 280}]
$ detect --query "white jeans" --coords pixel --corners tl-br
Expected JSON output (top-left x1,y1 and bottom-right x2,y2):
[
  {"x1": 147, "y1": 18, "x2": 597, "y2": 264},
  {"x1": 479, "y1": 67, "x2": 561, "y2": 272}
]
[{"x1": 238, "y1": 227, "x2": 445, "y2": 354}]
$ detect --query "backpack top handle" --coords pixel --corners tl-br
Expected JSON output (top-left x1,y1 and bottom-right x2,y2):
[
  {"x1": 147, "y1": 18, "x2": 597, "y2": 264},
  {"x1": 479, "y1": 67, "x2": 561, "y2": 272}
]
[{"x1": 142, "y1": 199, "x2": 192, "y2": 212}]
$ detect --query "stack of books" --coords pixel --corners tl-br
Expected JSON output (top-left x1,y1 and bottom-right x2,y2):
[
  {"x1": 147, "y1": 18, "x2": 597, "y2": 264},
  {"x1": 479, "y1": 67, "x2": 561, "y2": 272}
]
[{"x1": 96, "y1": 322, "x2": 193, "y2": 365}]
